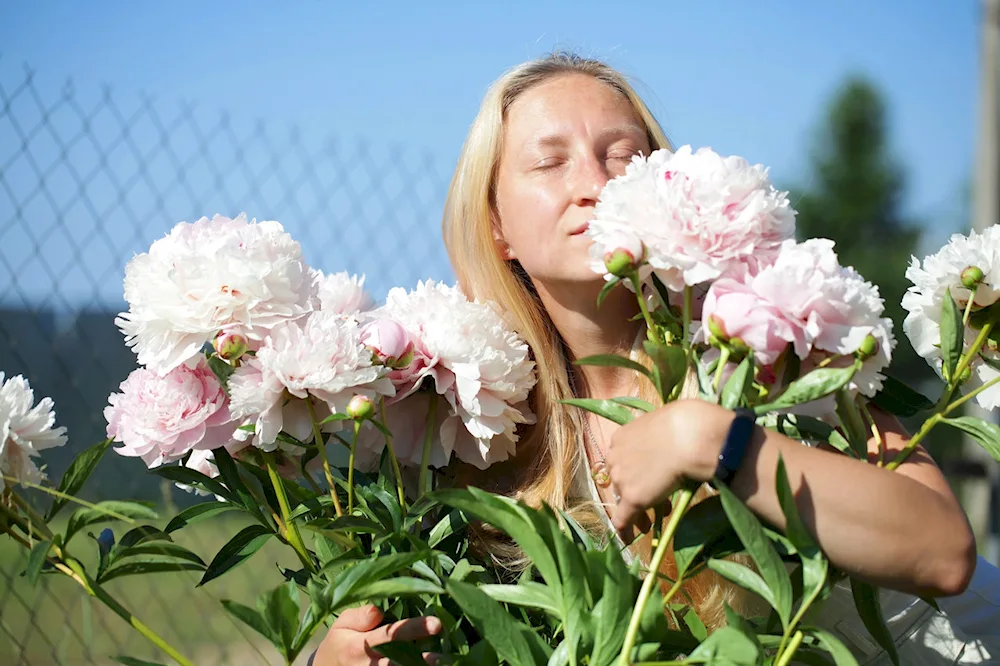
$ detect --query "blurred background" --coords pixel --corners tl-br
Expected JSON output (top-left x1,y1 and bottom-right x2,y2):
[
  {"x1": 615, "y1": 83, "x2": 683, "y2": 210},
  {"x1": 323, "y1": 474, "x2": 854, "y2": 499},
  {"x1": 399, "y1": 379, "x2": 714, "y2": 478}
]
[{"x1": 0, "y1": 1, "x2": 994, "y2": 664}]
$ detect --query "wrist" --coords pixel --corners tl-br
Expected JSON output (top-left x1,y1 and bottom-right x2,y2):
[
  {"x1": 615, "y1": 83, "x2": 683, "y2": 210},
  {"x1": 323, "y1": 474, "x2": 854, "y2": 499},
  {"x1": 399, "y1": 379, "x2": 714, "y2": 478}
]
[{"x1": 711, "y1": 407, "x2": 756, "y2": 487}]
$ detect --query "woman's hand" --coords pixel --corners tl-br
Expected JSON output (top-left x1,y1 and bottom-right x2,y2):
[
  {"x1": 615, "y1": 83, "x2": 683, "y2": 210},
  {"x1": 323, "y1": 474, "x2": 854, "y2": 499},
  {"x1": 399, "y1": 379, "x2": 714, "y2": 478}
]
[
  {"x1": 606, "y1": 400, "x2": 734, "y2": 540},
  {"x1": 312, "y1": 605, "x2": 441, "y2": 666}
]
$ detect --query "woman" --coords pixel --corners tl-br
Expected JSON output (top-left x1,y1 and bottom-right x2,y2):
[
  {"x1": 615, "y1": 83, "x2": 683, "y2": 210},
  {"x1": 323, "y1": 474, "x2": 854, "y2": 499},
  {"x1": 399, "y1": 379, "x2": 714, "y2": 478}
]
[{"x1": 314, "y1": 52, "x2": 998, "y2": 665}]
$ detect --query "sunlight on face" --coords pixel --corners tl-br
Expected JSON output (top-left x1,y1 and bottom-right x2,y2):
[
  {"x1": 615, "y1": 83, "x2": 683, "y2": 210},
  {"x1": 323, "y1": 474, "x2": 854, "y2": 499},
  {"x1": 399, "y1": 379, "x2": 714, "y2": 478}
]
[{"x1": 494, "y1": 73, "x2": 650, "y2": 287}]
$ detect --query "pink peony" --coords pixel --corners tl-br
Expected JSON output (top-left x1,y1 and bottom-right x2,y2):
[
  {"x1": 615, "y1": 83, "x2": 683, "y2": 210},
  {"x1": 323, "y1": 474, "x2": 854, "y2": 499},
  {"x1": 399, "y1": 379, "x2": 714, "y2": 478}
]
[
  {"x1": 105, "y1": 361, "x2": 235, "y2": 467},
  {"x1": 360, "y1": 317, "x2": 415, "y2": 368},
  {"x1": 588, "y1": 146, "x2": 796, "y2": 291},
  {"x1": 0, "y1": 373, "x2": 68, "y2": 491},
  {"x1": 701, "y1": 239, "x2": 894, "y2": 396}
]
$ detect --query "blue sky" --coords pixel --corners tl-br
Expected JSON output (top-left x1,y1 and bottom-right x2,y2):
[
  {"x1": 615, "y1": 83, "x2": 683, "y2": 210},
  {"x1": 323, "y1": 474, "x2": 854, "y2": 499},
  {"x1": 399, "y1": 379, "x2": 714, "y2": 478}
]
[{"x1": 0, "y1": 0, "x2": 982, "y2": 305}]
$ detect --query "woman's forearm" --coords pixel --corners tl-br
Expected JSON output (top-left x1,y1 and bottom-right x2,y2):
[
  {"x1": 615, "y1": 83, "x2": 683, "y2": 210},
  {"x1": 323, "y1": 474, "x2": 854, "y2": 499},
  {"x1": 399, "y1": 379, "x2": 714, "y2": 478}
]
[{"x1": 730, "y1": 426, "x2": 977, "y2": 597}]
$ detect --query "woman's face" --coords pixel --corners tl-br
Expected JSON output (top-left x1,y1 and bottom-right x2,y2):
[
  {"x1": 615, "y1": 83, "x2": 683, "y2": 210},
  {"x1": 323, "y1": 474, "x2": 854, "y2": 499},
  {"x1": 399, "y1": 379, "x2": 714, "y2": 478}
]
[{"x1": 494, "y1": 73, "x2": 651, "y2": 287}]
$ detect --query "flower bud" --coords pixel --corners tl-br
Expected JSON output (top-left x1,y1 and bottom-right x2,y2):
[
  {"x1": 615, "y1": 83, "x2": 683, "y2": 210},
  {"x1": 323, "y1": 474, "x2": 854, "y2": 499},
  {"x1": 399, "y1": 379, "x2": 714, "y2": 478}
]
[
  {"x1": 707, "y1": 314, "x2": 729, "y2": 344},
  {"x1": 360, "y1": 318, "x2": 414, "y2": 369},
  {"x1": 346, "y1": 394, "x2": 376, "y2": 421},
  {"x1": 213, "y1": 330, "x2": 248, "y2": 361},
  {"x1": 602, "y1": 231, "x2": 645, "y2": 278},
  {"x1": 855, "y1": 334, "x2": 879, "y2": 361},
  {"x1": 961, "y1": 266, "x2": 985, "y2": 290}
]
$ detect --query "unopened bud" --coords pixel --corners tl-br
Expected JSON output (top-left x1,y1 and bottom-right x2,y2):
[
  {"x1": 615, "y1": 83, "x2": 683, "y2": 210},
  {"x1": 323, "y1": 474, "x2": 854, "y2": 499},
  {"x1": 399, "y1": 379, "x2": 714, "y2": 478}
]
[
  {"x1": 961, "y1": 266, "x2": 985, "y2": 290},
  {"x1": 602, "y1": 231, "x2": 645, "y2": 278},
  {"x1": 855, "y1": 334, "x2": 879, "y2": 361},
  {"x1": 604, "y1": 248, "x2": 639, "y2": 278},
  {"x1": 346, "y1": 395, "x2": 376, "y2": 421},
  {"x1": 214, "y1": 331, "x2": 249, "y2": 361},
  {"x1": 360, "y1": 318, "x2": 414, "y2": 369}
]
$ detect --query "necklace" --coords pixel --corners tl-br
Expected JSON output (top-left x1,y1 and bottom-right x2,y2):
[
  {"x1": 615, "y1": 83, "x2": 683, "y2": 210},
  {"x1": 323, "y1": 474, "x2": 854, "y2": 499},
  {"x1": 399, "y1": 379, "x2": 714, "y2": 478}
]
[{"x1": 581, "y1": 411, "x2": 613, "y2": 488}]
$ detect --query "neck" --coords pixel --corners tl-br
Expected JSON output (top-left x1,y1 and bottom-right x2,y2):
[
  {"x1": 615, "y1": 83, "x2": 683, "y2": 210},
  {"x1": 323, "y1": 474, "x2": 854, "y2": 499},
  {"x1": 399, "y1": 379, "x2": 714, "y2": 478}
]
[{"x1": 533, "y1": 277, "x2": 643, "y2": 400}]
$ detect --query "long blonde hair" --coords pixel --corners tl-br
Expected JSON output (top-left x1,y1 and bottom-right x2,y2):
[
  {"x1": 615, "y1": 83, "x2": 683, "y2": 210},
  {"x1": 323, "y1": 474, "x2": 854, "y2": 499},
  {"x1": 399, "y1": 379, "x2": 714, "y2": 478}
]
[{"x1": 442, "y1": 52, "x2": 735, "y2": 627}]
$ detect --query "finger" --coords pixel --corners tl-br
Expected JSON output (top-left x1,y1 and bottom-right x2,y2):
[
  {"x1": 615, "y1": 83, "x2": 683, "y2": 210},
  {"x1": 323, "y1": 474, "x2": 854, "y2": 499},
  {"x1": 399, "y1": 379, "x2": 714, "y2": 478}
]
[
  {"x1": 423, "y1": 652, "x2": 441, "y2": 666},
  {"x1": 635, "y1": 510, "x2": 652, "y2": 534},
  {"x1": 611, "y1": 500, "x2": 641, "y2": 543},
  {"x1": 369, "y1": 615, "x2": 442, "y2": 645},
  {"x1": 333, "y1": 604, "x2": 384, "y2": 632}
]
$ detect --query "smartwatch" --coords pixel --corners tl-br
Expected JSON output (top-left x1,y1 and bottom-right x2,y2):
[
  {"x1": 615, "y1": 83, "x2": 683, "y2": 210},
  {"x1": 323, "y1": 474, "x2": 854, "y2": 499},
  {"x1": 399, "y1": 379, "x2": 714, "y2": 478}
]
[{"x1": 713, "y1": 407, "x2": 756, "y2": 487}]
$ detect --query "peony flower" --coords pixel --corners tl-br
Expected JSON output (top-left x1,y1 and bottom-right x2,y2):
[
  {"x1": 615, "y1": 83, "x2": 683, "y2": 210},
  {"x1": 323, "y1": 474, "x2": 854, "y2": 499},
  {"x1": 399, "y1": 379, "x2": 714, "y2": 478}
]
[
  {"x1": 115, "y1": 213, "x2": 315, "y2": 375},
  {"x1": 313, "y1": 270, "x2": 373, "y2": 316},
  {"x1": 357, "y1": 281, "x2": 537, "y2": 470},
  {"x1": 105, "y1": 361, "x2": 235, "y2": 467},
  {"x1": 902, "y1": 226, "x2": 1000, "y2": 409},
  {"x1": 360, "y1": 317, "x2": 415, "y2": 369},
  {"x1": 227, "y1": 310, "x2": 394, "y2": 451},
  {"x1": 588, "y1": 146, "x2": 796, "y2": 291},
  {"x1": 0, "y1": 373, "x2": 68, "y2": 491},
  {"x1": 701, "y1": 238, "x2": 894, "y2": 397}
]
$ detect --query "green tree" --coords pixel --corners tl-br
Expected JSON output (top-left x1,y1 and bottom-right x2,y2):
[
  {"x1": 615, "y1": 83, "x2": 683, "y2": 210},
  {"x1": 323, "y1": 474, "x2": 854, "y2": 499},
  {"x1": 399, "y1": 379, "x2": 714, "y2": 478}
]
[{"x1": 791, "y1": 76, "x2": 926, "y2": 383}]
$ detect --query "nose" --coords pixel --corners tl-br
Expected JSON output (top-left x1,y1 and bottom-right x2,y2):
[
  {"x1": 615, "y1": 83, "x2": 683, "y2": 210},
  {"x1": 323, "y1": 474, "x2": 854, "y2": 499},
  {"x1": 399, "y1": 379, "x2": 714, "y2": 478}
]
[{"x1": 569, "y1": 153, "x2": 610, "y2": 207}]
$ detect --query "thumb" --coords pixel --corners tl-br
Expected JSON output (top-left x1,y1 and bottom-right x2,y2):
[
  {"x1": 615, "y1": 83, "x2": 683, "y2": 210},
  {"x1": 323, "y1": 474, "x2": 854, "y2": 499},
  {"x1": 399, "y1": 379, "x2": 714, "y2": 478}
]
[{"x1": 332, "y1": 604, "x2": 384, "y2": 632}]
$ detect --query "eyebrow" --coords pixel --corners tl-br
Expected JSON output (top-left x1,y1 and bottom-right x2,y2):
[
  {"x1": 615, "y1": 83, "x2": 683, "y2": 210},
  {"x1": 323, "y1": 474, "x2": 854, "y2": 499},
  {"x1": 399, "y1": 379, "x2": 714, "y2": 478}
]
[{"x1": 522, "y1": 124, "x2": 648, "y2": 152}]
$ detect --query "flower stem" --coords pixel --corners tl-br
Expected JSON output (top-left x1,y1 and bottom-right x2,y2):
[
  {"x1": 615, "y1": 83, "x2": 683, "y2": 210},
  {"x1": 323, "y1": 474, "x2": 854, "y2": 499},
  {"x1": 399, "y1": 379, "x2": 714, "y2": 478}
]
[
  {"x1": 265, "y1": 454, "x2": 315, "y2": 573},
  {"x1": 377, "y1": 397, "x2": 407, "y2": 511},
  {"x1": 417, "y1": 395, "x2": 439, "y2": 499},
  {"x1": 630, "y1": 273, "x2": 657, "y2": 336},
  {"x1": 305, "y1": 398, "x2": 344, "y2": 519},
  {"x1": 683, "y1": 286, "x2": 693, "y2": 351},
  {"x1": 618, "y1": 488, "x2": 694, "y2": 666},
  {"x1": 774, "y1": 630, "x2": 804, "y2": 666},
  {"x1": 9, "y1": 493, "x2": 53, "y2": 539},
  {"x1": 348, "y1": 421, "x2": 360, "y2": 514},
  {"x1": 963, "y1": 287, "x2": 979, "y2": 328},
  {"x1": 712, "y1": 346, "x2": 732, "y2": 393}
]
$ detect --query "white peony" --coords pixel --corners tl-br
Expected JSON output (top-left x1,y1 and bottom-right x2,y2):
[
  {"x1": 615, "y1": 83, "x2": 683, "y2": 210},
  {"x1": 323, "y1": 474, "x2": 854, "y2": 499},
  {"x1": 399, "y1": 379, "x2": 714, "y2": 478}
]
[
  {"x1": 116, "y1": 213, "x2": 315, "y2": 375},
  {"x1": 359, "y1": 281, "x2": 537, "y2": 470},
  {"x1": 313, "y1": 270, "x2": 373, "y2": 316},
  {"x1": 902, "y1": 226, "x2": 1000, "y2": 409},
  {"x1": 588, "y1": 146, "x2": 796, "y2": 291},
  {"x1": 0, "y1": 373, "x2": 68, "y2": 491},
  {"x1": 228, "y1": 310, "x2": 394, "y2": 451}
]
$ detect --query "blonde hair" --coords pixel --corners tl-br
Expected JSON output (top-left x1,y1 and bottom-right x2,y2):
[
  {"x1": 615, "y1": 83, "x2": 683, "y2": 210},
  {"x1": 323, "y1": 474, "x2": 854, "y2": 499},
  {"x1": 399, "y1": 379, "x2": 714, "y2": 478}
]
[{"x1": 443, "y1": 52, "x2": 735, "y2": 628}]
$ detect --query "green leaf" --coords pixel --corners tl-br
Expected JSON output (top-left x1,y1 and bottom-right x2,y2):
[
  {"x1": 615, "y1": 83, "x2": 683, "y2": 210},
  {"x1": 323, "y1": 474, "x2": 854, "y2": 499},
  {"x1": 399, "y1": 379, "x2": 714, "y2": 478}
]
[
  {"x1": 682, "y1": 607, "x2": 708, "y2": 642},
  {"x1": 150, "y1": 465, "x2": 237, "y2": 503},
  {"x1": 850, "y1": 578, "x2": 899, "y2": 666},
  {"x1": 199, "y1": 524, "x2": 273, "y2": 586},
  {"x1": 758, "y1": 413, "x2": 855, "y2": 457},
  {"x1": 65, "y1": 501, "x2": 159, "y2": 542},
  {"x1": 116, "y1": 526, "x2": 171, "y2": 549},
  {"x1": 26, "y1": 539, "x2": 52, "y2": 585},
  {"x1": 611, "y1": 396, "x2": 655, "y2": 412},
  {"x1": 674, "y1": 495, "x2": 733, "y2": 577},
  {"x1": 574, "y1": 354, "x2": 652, "y2": 380},
  {"x1": 716, "y1": 483, "x2": 793, "y2": 628},
  {"x1": 447, "y1": 579, "x2": 552, "y2": 665},
  {"x1": 479, "y1": 583, "x2": 560, "y2": 616},
  {"x1": 260, "y1": 581, "x2": 300, "y2": 658},
  {"x1": 775, "y1": 456, "x2": 828, "y2": 607},
  {"x1": 940, "y1": 287, "x2": 964, "y2": 382},
  {"x1": 685, "y1": 625, "x2": 761, "y2": 664},
  {"x1": 372, "y1": 642, "x2": 429, "y2": 666},
  {"x1": 427, "y1": 508, "x2": 469, "y2": 548},
  {"x1": 870, "y1": 375, "x2": 934, "y2": 417},
  {"x1": 113, "y1": 658, "x2": 168, "y2": 666},
  {"x1": 559, "y1": 398, "x2": 634, "y2": 426},
  {"x1": 596, "y1": 276, "x2": 621, "y2": 309},
  {"x1": 721, "y1": 355, "x2": 754, "y2": 409},
  {"x1": 165, "y1": 502, "x2": 240, "y2": 533},
  {"x1": 343, "y1": 577, "x2": 444, "y2": 606},
  {"x1": 328, "y1": 552, "x2": 428, "y2": 608},
  {"x1": 942, "y1": 416, "x2": 1000, "y2": 462},
  {"x1": 807, "y1": 628, "x2": 861, "y2": 666},
  {"x1": 212, "y1": 446, "x2": 263, "y2": 519},
  {"x1": 302, "y1": 516, "x2": 387, "y2": 536},
  {"x1": 755, "y1": 365, "x2": 859, "y2": 415},
  {"x1": 47, "y1": 438, "x2": 111, "y2": 520},
  {"x1": 643, "y1": 340, "x2": 688, "y2": 401},
  {"x1": 707, "y1": 559, "x2": 779, "y2": 612},
  {"x1": 207, "y1": 354, "x2": 236, "y2": 388},
  {"x1": 109, "y1": 543, "x2": 205, "y2": 567},
  {"x1": 98, "y1": 560, "x2": 205, "y2": 583},
  {"x1": 221, "y1": 599, "x2": 275, "y2": 643}
]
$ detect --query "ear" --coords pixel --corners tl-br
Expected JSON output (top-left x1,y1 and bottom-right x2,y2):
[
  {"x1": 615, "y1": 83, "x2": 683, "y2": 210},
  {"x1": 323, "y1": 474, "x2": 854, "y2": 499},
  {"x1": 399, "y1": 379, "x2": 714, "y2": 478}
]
[{"x1": 491, "y1": 216, "x2": 516, "y2": 261}]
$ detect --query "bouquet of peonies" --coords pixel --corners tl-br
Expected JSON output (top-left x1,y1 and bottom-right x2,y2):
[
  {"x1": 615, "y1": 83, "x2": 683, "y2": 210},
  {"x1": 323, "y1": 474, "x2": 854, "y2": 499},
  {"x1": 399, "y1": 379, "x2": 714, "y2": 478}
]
[{"x1": 5, "y1": 148, "x2": 1000, "y2": 665}]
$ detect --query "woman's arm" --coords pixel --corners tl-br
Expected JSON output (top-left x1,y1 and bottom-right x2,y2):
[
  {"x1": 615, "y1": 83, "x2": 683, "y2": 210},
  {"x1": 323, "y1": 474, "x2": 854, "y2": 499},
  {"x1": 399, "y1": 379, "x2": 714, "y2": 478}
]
[{"x1": 607, "y1": 400, "x2": 977, "y2": 598}]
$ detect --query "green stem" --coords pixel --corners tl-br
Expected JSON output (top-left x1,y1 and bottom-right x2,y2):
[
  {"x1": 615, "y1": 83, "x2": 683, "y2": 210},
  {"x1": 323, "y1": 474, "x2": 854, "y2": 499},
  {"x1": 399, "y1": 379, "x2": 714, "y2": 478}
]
[
  {"x1": 265, "y1": 455, "x2": 316, "y2": 573},
  {"x1": 774, "y1": 630, "x2": 805, "y2": 666},
  {"x1": 962, "y1": 287, "x2": 979, "y2": 328},
  {"x1": 377, "y1": 397, "x2": 407, "y2": 511},
  {"x1": 949, "y1": 321, "x2": 993, "y2": 396},
  {"x1": 712, "y1": 346, "x2": 732, "y2": 393},
  {"x1": 306, "y1": 398, "x2": 344, "y2": 519},
  {"x1": 348, "y1": 421, "x2": 360, "y2": 515},
  {"x1": 618, "y1": 488, "x2": 694, "y2": 666},
  {"x1": 683, "y1": 286, "x2": 693, "y2": 351},
  {"x1": 630, "y1": 272, "x2": 657, "y2": 336},
  {"x1": 945, "y1": 373, "x2": 1000, "y2": 415},
  {"x1": 417, "y1": 395, "x2": 439, "y2": 499},
  {"x1": 9, "y1": 493, "x2": 53, "y2": 539}
]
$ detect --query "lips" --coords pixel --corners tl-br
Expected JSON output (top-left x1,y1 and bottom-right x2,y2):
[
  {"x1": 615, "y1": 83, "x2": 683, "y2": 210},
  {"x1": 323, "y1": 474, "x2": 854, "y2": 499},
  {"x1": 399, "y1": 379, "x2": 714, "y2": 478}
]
[{"x1": 569, "y1": 223, "x2": 590, "y2": 236}]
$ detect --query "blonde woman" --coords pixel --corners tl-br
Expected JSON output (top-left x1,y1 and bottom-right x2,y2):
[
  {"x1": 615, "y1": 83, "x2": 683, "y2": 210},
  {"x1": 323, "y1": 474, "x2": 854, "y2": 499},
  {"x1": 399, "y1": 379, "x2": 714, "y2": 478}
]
[{"x1": 314, "y1": 53, "x2": 998, "y2": 666}]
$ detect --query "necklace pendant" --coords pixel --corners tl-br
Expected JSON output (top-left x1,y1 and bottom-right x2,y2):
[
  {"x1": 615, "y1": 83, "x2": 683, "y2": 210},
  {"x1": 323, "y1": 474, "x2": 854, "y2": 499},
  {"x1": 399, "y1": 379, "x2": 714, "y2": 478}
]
[{"x1": 591, "y1": 460, "x2": 611, "y2": 488}]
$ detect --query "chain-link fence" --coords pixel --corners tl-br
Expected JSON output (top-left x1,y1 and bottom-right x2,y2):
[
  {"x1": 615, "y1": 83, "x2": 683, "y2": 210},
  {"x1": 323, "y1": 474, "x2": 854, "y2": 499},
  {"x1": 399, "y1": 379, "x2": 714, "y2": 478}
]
[{"x1": 0, "y1": 61, "x2": 455, "y2": 665}]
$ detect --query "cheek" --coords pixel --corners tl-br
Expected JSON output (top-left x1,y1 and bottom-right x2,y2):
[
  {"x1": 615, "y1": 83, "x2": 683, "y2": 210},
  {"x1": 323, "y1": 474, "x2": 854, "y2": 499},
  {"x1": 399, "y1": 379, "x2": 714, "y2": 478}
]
[{"x1": 497, "y1": 180, "x2": 563, "y2": 252}]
